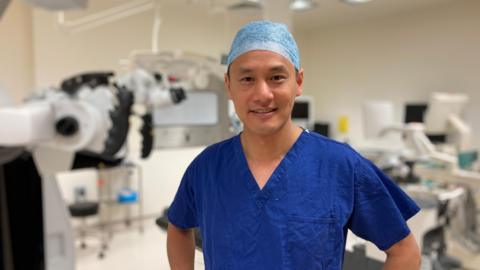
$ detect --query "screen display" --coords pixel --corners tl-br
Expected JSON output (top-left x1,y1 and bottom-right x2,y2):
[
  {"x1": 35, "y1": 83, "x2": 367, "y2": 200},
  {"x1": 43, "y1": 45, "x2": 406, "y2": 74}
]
[
  {"x1": 153, "y1": 91, "x2": 218, "y2": 126},
  {"x1": 291, "y1": 102, "x2": 309, "y2": 119},
  {"x1": 404, "y1": 104, "x2": 428, "y2": 123}
]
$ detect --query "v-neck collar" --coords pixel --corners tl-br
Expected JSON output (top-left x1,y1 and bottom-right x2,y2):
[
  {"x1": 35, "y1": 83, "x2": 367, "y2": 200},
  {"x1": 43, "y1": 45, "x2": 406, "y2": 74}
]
[{"x1": 233, "y1": 129, "x2": 309, "y2": 194}]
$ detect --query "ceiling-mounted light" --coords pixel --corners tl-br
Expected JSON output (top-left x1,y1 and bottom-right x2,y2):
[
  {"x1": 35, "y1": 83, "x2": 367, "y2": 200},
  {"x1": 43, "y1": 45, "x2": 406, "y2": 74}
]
[
  {"x1": 228, "y1": 0, "x2": 263, "y2": 11},
  {"x1": 290, "y1": 0, "x2": 317, "y2": 11},
  {"x1": 341, "y1": 0, "x2": 373, "y2": 5}
]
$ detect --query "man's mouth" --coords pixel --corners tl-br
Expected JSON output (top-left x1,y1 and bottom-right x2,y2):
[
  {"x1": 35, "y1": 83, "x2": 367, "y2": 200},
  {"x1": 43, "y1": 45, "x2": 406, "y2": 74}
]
[
  {"x1": 250, "y1": 108, "x2": 277, "y2": 113},
  {"x1": 249, "y1": 108, "x2": 278, "y2": 117}
]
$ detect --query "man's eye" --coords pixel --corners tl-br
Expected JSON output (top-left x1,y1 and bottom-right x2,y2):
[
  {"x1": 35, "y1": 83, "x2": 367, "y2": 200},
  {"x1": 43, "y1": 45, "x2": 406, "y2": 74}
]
[
  {"x1": 271, "y1": 75, "x2": 286, "y2": 82},
  {"x1": 240, "y1": 77, "x2": 253, "y2": 82}
]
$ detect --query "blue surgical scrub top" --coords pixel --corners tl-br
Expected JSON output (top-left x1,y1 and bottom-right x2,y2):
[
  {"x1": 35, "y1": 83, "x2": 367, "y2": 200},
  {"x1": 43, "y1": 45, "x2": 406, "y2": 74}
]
[{"x1": 168, "y1": 130, "x2": 420, "y2": 270}]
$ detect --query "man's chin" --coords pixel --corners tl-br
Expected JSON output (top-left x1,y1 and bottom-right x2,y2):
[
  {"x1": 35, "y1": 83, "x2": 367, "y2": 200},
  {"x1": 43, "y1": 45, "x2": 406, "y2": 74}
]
[{"x1": 244, "y1": 124, "x2": 282, "y2": 137}]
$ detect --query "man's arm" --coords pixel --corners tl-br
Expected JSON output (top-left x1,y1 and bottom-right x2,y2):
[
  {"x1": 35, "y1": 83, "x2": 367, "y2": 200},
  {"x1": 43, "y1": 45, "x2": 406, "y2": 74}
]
[
  {"x1": 383, "y1": 233, "x2": 421, "y2": 270},
  {"x1": 167, "y1": 222, "x2": 196, "y2": 270}
]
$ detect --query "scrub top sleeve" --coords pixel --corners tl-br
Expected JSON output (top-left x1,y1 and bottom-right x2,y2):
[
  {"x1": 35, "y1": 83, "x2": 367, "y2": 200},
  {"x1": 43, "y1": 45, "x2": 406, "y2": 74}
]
[
  {"x1": 348, "y1": 157, "x2": 420, "y2": 251},
  {"x1": 167, "y1": 164, "x2": 198, "y2": 229}
]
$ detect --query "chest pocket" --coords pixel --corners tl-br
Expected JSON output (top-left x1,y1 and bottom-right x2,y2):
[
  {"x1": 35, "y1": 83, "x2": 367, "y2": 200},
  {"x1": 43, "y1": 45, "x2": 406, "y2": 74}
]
[{"x1": 286, "y1": 216, "x2": 337, "y2": 270}]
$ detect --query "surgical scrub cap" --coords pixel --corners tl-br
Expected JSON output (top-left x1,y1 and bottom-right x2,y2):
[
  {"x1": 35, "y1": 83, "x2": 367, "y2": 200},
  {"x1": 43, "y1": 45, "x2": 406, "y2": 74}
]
[{"x1": 227, "y1": 20, "x2": 300, "y2": 70}]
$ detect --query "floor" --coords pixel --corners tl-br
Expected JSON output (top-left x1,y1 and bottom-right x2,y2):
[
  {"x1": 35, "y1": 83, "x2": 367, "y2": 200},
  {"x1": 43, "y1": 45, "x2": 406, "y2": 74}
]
[
  {"x1": 75, "y1": 218, "x2": 205, "y2": 270},
  {"x1": 448, "y1": 232, "x2": 480, "y2": 270},
  {"x1": 75, "y1": 218, "x2": 480, "y2": 270}
]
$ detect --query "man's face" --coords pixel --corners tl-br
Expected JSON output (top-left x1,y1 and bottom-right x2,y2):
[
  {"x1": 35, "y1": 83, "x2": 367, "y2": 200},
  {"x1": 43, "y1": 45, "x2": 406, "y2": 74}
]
[{"x1": 225, "y1": 50, "x2": 303, "y2": 136}]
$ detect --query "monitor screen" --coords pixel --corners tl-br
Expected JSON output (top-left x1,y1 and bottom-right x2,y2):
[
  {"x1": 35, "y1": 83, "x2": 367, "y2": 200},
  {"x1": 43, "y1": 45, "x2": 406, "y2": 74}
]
[
  {"x1": 314, "y1": 122, "x2": 330, "y2": 137},
  {"x1": 291, "y1": 96, "x2": 314, "y2": 129},
  {"x1": 292, "y1": 102, "x2": 309, "y2": 119},
  {"x1": 404, "y1": 103, "x2": 428, "y2": 124},
  {"x1": 153, "y1": 91, "x2": 218, "y2": 126}
]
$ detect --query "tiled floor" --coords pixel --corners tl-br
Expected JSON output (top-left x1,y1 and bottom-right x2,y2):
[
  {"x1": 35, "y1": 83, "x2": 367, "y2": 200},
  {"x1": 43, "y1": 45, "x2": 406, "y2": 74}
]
[{"x1": 75, "y1": 218, "x2": 480, "y2": 270}]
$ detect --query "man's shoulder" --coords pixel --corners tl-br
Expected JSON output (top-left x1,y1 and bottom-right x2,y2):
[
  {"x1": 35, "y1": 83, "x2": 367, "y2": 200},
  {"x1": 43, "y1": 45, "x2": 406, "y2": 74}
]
[
  {"x1": 304, "y1": 130, "x2": 359, "y2": 159},
  {"x1": 191, "y1": 135, "x2": 237, "y2": 165}
]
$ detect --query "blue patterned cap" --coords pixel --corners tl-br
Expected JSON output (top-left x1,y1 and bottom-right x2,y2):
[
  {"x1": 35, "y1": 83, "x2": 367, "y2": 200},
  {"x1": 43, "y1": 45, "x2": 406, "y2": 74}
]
[{"x1": 227, "y1": 20, "x2": 300, "y2": 70}]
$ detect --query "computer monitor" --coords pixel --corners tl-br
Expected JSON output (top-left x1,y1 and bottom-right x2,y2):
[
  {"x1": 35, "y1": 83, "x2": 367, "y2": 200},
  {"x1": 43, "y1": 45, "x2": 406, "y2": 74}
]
[
  {"x1": 424, "y1": 92, "x2": 471, "y2": 151},
  {"x1": 291, "y1": 96, "x2": 315, "y2": 129},
  {"x1": 404, "y1": 103, "x2": 428, "y2": 124},
  {"x1": 313, "y1": 122, "x2": 330, "y2": 137}
]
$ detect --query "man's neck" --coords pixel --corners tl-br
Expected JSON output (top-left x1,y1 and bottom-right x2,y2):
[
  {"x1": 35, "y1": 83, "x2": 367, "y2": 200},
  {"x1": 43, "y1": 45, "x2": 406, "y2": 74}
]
[{"x1": 240, "y1": 123, "x2": 303, "y2": 163}]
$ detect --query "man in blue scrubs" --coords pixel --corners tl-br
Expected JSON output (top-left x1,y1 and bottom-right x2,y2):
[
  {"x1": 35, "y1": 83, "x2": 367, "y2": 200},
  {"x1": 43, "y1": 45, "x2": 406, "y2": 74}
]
[{"x1": 167, "y1": 20, "x2": 421, "y2": 270}]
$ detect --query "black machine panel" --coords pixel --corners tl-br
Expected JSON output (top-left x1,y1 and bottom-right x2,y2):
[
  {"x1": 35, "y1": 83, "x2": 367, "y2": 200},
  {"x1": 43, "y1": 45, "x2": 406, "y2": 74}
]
[{"x1": 0, "y1": 152, "x2": 44, "y2": 270}]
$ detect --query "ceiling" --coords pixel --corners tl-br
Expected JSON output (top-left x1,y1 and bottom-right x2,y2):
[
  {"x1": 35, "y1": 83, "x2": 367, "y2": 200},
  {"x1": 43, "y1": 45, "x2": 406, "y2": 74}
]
[
  {"x1": 292, "y1": 0, "x2": 457, "y2": 29},
  {"x1": 65, "y1": 0, "x2": 460, "y2": 30},
  {"x1": 211, "y1": 0, "x2": 458, "y2": 29}
]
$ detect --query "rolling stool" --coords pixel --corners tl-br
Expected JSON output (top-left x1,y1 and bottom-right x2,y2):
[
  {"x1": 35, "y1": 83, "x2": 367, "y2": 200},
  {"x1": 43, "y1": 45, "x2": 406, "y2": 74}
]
[{"x1": 68, "y1": 201, "x2": 108, "y2": 258}]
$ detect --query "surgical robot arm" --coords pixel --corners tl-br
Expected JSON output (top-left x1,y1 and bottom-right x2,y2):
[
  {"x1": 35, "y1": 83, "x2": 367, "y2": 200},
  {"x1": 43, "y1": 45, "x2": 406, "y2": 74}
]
[
  {"x1": 0, "y1": 69, "x2": 186, "y2": 157},
  {"x1": 0, "y1": 68, "x2": 186, "y2": 270}
]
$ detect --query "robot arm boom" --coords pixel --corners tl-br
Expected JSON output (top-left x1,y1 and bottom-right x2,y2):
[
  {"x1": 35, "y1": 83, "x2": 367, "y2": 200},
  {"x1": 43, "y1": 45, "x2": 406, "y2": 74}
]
[{"x1": 0, "y1": 102, "x2": 55, "y2": 146}]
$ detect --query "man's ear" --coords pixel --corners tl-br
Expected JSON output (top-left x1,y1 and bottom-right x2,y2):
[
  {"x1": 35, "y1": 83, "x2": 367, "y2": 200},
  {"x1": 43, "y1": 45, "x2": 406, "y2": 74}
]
[
  {"x1": 295, "y1": 68, "x2": 304, "y2": 97},
  {"x1": 224, "y1": 73, "x2": 232, "y2": 100}
]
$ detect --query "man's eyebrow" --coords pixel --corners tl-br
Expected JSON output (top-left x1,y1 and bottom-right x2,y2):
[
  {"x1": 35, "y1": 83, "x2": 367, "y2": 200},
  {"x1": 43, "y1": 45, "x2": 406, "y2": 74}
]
[
  {"x1": 236, "y1": 65, "x2": 289, "y2": 74},
  {"x1": 237, "y1": 67, "x2": 254, "y2": 74},
  {"x1": 269, "y1": 65, "x2": 289, "y2": 73}
]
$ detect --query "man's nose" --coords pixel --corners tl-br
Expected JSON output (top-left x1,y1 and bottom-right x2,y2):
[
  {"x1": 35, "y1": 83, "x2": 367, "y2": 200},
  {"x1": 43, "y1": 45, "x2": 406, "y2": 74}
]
[{"x1": 254, "y1": 80, "x2": 273, "y2": 104}]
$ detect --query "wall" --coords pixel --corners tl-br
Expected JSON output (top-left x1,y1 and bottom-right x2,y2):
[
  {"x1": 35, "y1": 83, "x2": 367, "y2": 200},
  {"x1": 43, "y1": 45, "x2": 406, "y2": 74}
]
[
  {"x1": 32, "y1": 1, "x2": 228, "y2": 87},
  {"x1": 298, "y1": 0, "x2": 480, "y2": 148},
  {"x1": 0, "y1": 1, "x2": 34, "y2": 104}
]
